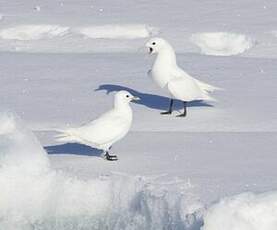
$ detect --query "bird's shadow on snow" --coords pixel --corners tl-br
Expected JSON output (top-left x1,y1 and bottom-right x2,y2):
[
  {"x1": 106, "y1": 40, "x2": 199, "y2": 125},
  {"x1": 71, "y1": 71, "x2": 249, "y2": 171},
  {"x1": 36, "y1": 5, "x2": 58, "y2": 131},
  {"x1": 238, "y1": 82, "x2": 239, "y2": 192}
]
[
  {"x1": 45, "y1": 143, "x2": 103, "y2": 157},
  {"x1": 95, "y1": 84, "x2": 213, "y2": 111}
]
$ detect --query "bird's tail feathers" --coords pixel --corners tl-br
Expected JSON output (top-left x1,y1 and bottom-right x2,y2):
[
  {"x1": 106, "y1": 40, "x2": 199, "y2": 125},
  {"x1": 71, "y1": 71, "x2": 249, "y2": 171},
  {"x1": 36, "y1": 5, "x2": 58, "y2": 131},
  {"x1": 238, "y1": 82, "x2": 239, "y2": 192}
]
[
  {"x1": 55, "y1": 129, "x2": 78, "y2": 143},
  {"x1": 202, "y1": 92, "x2": 217, "y2": 102},
  {"x1": 195, "y1": 79, "x2": 224, "y2": 92}
]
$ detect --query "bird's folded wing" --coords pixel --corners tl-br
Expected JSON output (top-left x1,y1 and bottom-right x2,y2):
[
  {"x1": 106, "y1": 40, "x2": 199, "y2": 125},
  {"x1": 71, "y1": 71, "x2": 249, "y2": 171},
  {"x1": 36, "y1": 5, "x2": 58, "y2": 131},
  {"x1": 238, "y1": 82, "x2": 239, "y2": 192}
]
[
  {"x1": 170, "y1": 66, "x2": 192, "y2": 80},
  {"x1": 167, "y1": 78, "x2": 205, "y2": 101},
  {"x1": 76, "y1": 114, "x2": 130, "y2": 146},
  {"x1": 193, "y1": 78, "x2": 223, "y2": 92},
  {"x1": 171, "y1": 67, "x2": 222, "y2": 92}
]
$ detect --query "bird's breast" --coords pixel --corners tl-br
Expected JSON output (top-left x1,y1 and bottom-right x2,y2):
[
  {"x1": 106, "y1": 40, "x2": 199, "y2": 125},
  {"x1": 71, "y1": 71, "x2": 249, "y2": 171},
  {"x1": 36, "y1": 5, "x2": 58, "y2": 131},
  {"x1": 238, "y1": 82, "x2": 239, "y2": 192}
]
[{"x1": 151, "y1": 66, "x2": 172, "y2": 89}]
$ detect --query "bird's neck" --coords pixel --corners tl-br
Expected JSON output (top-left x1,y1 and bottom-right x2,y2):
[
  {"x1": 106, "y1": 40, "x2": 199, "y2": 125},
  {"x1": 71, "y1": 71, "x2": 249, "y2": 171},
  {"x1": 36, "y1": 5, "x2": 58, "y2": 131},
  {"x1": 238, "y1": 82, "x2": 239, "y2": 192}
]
[
  {"x1": 155, "y1": 47, "x2": 177, "y2": 67},
  {"x1": 114, "y1": 101, "x2": 132, "y2": 117}
]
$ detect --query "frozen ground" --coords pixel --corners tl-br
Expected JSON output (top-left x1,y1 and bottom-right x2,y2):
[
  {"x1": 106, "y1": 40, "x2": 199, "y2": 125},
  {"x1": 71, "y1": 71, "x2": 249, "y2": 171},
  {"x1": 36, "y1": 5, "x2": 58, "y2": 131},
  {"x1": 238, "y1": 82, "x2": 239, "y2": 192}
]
[{"x1": 0, "y1": 0, "x2": 277, "y2": 229}]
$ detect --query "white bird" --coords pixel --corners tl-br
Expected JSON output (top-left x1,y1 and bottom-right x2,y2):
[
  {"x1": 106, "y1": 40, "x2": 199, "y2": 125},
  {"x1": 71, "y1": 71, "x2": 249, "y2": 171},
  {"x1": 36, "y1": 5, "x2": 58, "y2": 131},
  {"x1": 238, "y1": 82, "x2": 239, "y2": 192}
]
[
  {"x1": 145, "y1": 37, "x2": 222, "y2": 117},
  {"x1": 55, "y1": 90, "x2": 139, "y2": 161}
]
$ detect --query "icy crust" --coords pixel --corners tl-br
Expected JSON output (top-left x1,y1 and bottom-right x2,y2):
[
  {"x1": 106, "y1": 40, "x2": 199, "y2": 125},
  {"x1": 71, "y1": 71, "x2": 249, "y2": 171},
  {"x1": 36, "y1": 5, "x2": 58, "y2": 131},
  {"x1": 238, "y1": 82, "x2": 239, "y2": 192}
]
[
  {"x1": 77, "y1": 24, "x2": 157, "y2": 39},
  {"x1": 203, "y1": 192, "x2": 277, "y2": 230},
  {"x1": 0, "y1": 24, "x2": 155, "y2": 41},
  {"x1": 0, "y1": 24, "x2": 157, "y2": 53},
  {"x1": 0, "y1": 112, "x2": 203, "y2": 230},
  {"x1": 191, "y1": 32, "x2": 253, "y2": 56},
  {"x1": 0, "y1": 25, "x2": 70, "y2": 41}
]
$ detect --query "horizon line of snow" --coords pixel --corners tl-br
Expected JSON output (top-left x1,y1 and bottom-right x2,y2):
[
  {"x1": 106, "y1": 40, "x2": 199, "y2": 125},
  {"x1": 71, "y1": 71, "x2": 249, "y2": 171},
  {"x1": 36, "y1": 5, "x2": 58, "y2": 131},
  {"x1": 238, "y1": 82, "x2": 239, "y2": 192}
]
[{"x1": 0, "y1": 24, "x2": 158, "y2": 41}]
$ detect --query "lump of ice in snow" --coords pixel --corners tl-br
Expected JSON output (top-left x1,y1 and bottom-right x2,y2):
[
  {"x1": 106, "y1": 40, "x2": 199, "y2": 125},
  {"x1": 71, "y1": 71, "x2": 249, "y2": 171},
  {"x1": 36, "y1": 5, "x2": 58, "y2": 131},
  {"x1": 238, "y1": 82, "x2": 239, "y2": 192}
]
[
  {"x1": 0, "y1": 112, "x2": 203, "y2": 230},
  {"x1": 77, "y1": 24, "x2": 158, "y2": 39},
  {"x1": 0, "y1": 24, "x2": 69, "y2": 41},
  {"x1": 0, "y1": 112, "x2": 49, "y2": 172},
  {"x1": 190, "y1": 32, "x2": 253, "y2": 56},
  {"x1": 202, "y1": 191, "x2": 277, "y2": 230}
]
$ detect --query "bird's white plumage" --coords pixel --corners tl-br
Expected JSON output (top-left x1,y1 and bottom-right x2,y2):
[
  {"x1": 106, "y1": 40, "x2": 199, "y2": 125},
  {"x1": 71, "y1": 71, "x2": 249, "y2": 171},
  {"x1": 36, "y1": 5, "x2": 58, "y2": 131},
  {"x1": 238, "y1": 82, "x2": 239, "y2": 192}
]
[
  {"x1": 146, "y1": 37, "x2": 221, "y2": 102},
  {"x1": 55, "y1": 90, "x2": 136, "y2": 151},
  {"x1": 167, "y1": 78, "x2": 209, "y2": 102}
]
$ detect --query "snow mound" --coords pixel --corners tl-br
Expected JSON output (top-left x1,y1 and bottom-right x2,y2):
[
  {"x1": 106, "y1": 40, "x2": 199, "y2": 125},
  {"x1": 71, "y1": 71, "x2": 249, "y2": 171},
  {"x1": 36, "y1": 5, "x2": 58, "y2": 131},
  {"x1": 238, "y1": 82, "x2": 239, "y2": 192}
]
[
  {"x1": 0, "y1": 112, "x2": 203, "y2": 230},
  {"x1": 203, "y1": 192, "x2": 277, "y2": 230},
  {"x1": 77, "y1": 24, "x2": 157, "y2": 39},
  {"x1": 0, "y1": 25, "x2": 69, "y2": 40},
  {"x1": 0, "y1": 112, "x2": 49, "y2": 172},
  {"x1": 190, "y1": 32, "x2": 253, "y2": 56},
  {"x1": 271, "y1": 31, "x2": 277, "y2": 38}
]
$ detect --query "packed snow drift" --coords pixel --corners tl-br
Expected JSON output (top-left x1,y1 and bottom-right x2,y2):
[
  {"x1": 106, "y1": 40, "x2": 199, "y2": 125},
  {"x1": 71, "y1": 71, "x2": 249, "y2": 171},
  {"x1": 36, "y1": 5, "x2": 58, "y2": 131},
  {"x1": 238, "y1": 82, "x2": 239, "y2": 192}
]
[
  {"x1": 0, "y1": 25, "x2": 69, "y2": 41},
  {"x1": 0, "y1": 24, "x2": 157, "y2": 53},
  {"x1": 0, "y1": 112, "x2": 203, "y2": 230},
  {"x1": 203, "y1": 192, "x2": 277, "y2": 230},
  {"x1": 0, "y1": 24, "x2": 155, "y2": 41},
  {"x1": 77, "y1": 24, "x2": 157, "y2": 39},
  {"x1": 0, "y1": 0, "x2": 277, "y2": 229},
  {"x1": 190, "y1": 32, "x2": 253, "y2": 56}
]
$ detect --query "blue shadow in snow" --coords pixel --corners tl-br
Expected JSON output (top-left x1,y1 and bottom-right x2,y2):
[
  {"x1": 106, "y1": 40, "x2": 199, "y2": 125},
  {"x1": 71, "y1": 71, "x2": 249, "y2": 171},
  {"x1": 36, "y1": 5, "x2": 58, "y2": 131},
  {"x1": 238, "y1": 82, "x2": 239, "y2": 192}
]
[
  {"x1": 95, "y1": 84, "x2": 213, "y2": 111},
  {"x1": 45, "y1": 143, "x2": 103, "y2": 157}
]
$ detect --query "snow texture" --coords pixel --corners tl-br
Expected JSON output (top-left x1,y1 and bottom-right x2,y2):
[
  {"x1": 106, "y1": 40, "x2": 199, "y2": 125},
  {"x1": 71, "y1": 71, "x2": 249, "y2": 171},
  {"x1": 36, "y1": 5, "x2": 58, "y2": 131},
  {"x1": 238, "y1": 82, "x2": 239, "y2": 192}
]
[
  {"x1": 77, "y1": 24, "x2": 157, "y2": 39},
  {"x1": 0, "y1": 112, "x2": 203, "y2": 230},
  {"x1": 0, "y1": 0, "x2": 276, "y2": 229},
  {"x1": 203, "y1": 192, "x2": 277, "y2": 230},
  {"x1": 190, "y1": 32, "x2": 253, "y2": 56},
  {"x1": 0, "y1": 25, "x2": 70, "y2": 40}
]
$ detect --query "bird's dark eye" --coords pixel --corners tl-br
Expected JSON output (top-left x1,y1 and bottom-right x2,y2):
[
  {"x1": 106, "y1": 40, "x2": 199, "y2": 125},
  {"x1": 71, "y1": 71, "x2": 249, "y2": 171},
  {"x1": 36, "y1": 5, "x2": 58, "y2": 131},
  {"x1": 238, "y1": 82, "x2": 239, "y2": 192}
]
[
  {"x1": 126, "y1": 95, "x2": 130, "y2": 98},
  {"x1": 152, "y1": 42, "x2": 156, "y2": 45}
]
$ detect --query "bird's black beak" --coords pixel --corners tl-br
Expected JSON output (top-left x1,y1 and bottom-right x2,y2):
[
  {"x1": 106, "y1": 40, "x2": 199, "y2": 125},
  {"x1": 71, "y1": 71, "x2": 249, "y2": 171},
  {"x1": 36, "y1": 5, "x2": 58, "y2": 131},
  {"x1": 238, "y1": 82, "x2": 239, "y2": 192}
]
[
  {"x1": 149, "y1": 47, "x2": 153, "y2": 54},
  {"x1": 132, "y1": 96, "x2": 140, "y2": 101}
]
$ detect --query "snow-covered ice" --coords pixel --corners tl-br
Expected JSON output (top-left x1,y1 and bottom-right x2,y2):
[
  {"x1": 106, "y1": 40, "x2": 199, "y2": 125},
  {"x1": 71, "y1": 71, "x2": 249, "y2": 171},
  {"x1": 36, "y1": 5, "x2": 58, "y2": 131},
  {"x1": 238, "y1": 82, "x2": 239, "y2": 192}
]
[
  {"x1": 190, "y1": 32, "x2": 253, "y2": 56},
  {"x1": 0, "y1": 0, "x2": 277, "y2": 229},
  {"x1": 203, "y1": 192, "x2": 277, "y2": 230},
  {"x1": 0, "y1": 24, "x2": 69, "y2": 40},
  {"x1": 77, "y1": 24, "x2": 156, "y2": 39},
  {"x1": 0, "y1": 112, "x2": 203, "y2": 230}
]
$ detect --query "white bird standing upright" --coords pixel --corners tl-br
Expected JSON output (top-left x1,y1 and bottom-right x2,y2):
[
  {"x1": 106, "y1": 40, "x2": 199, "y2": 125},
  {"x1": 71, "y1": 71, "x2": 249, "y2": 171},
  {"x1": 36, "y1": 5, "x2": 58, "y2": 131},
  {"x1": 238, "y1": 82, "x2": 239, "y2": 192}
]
[
  {"x1": 55, "y1": 90, "x2": 139, "y2": 161},
  {"x1": 145, "y1": 37, "x2": 221, "y2": 117}
]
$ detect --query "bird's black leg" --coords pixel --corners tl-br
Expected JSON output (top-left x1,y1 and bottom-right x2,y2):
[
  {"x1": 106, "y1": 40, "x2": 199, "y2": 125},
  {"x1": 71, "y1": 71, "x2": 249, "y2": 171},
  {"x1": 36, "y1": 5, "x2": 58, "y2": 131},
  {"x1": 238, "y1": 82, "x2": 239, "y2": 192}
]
[
  {"x1": 105, "y1": 150, "x2": 118, "y2": 161},
  {"x1": 176, "y1": 101, "x2": 187, "y2": 117},
  {"x1": 161, "y1": 99, "x2": 174, "y2": 115}
]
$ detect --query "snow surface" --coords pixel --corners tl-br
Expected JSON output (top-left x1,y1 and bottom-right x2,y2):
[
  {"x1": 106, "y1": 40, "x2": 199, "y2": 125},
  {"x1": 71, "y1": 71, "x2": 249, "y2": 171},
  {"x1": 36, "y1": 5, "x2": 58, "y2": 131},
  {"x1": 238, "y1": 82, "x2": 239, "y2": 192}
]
[
  {"x1": 0, "y1": 0, "x2": 277, "y2": 229},
  {"x1": 0, "y1": 24, "x2": 69, "y2": 40},
  {"x1": 77, "y1": 24, "x2": 156, "y2": 39},
  {"x1": 203, "y1": 192, "x2": 277, "y2": 230},
  {"x1": 190, "y1": 32, "x2": 253, "y2": 56},
  {"x1": 0, "y1": 113, "x2": 203, "y2": 230}
]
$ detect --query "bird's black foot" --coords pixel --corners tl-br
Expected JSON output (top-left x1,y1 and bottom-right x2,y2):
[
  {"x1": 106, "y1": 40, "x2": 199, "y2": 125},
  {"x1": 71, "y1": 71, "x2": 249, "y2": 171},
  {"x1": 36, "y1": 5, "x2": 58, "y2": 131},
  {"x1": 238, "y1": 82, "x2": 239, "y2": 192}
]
[
  {"x1": 176, "y1": 113, "x2": 187, "y2": 117},
  {"x1": 176, "y1": 101, "x2": 187, "y2": 117},
  {"x1": 105, "y1": 152, "x2": 118, "y2": 161},
  {"x1": 160, "y1": 111, "x2": 172, "y2": 115}
]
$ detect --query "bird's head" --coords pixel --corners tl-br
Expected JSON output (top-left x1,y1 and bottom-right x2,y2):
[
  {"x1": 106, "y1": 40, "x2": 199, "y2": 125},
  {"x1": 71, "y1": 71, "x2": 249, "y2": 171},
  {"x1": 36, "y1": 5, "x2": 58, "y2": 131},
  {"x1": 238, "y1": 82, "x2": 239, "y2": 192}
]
[
  {"x1": 145, "y1": 37, "x2": 172, "y2": 55},
  {"x1": 115, "y1": 91, "x2": 140, "y2": 105}
]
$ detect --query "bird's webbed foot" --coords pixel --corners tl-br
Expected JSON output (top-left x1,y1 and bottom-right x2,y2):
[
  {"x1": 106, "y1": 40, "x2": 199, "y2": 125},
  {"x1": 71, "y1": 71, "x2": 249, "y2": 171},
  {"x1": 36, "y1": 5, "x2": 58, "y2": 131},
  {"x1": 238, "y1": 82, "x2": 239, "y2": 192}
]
[
  {"x1": 176, "y1": 101, "x2": 187, "y2": 117},
  {"x1": 160, "y1": 111, "x2": 172, "y2": 115},
  {"x1": 105, "y1": 151, "x2": 118, "y2": 161},
  {"x1": 176, "y1": 113, "x2": 187, "y2": 117}
]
